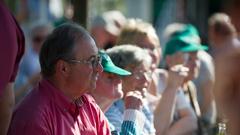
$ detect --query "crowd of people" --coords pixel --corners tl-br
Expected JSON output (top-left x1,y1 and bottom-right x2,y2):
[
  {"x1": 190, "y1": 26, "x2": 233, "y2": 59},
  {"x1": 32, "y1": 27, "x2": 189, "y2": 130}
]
[{"x1": 1, "y1": 0, "x2": 240, "y2": 135}]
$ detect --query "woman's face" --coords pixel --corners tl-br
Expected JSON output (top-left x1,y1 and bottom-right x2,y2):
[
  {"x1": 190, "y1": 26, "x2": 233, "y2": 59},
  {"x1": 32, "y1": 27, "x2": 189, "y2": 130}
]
[
  {"x1": 137, "y1": 35, "x2": 161, "y2": 68},
  {"x1": 122, "y1": 62, "x2": 152, "y2": 97},
  {"x1": 95, "y1": 72, "x2": 123, "y2": 100},
  {"x1": 166, "y1": 51, "x2": 200, "y2": 81}
]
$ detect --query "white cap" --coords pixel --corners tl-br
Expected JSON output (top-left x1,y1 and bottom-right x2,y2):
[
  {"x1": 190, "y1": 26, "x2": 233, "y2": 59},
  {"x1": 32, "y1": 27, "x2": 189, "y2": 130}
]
[{"x1": 91, "y1": 10, "x2": 126, "y2": 36}]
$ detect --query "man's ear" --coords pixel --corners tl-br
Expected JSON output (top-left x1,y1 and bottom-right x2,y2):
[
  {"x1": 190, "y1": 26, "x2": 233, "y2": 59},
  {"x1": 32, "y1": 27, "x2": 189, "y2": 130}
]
[{"x1": 55, "y1": 60, "x2": 71, "y2": 77}]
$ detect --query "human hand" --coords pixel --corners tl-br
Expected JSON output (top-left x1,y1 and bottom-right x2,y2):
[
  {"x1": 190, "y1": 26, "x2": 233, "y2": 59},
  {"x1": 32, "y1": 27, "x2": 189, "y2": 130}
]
[
  {"x1": 124, "y1": 91, "x2": 144, "y2": 110},
  {"x1": 167, "y1": 64, "x2": 189, "y2": 90}
]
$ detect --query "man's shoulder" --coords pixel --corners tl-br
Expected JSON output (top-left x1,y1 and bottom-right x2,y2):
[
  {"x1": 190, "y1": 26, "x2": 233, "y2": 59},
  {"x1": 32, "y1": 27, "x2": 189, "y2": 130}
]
[{"x1": 14, "y1": 88, "x2": 52, "y2": 118}]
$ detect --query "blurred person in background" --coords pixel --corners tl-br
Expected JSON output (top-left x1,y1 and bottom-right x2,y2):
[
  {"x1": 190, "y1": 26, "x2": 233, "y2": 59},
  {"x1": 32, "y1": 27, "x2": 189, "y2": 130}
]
[
  {"x1": 14, "y1": 22, "x2": 53, "y2": 103},
  {"x1": 116, "y1": 19, "x2": 162, "y2": 100},
  {"x1": 90, "y1": 10, "x2": 126, "y2": 50},
  {"x1": 117, "y1": 19, "x2": 198, "y2": 135},
  {"x1": 53, "y1": 2, "x2": 74, "y2": 27},
  {"x1": 164, "y1": 23, "x2": 217, "y2": 134},
  {"x1": 208, "y1": 12, "x2": 240, "y2": 135},
  {"x1": 161, "y1": 31, "x2": 209, "y2": 134},
  {"x1": 0, "y1": 1, "x2": 25, "y2": 134},
  {"x1": 8, "y1": 23, "x2": 111, "y2": 135},
  {"x1": 224, "y1": 0, "x2": 240, "y2": 36},
  {"x1": 91, "y1": 51, "x2": 145, "y2": 135},
  {"x1": 105, "y1": 45, "x2": 156, "y2": 135}
]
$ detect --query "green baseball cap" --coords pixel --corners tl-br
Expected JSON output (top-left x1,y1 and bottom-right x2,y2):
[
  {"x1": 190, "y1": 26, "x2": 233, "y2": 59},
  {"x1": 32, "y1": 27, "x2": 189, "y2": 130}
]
[
  {"x1": 99, "y1": 50, "x2": 131, "y2": 76},
  {"x1": 163, "y1": 35, "x2": 208, "y2": 57},
  {"x1": 173, "y1": 24, "x2": 199, "y2": 38},
  {"x1": 163, "y1": 24, "x2": 208, "y2": 57}
]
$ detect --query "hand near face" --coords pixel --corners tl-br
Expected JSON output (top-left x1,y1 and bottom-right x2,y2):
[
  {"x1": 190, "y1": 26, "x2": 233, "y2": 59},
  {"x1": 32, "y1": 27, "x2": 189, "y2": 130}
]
[
  {"x1": 167, "y1": 64, "x2": 189, "y2": 90},
  {"x1": 124, "y1": 91, "x2": 144, "y2": 110}
]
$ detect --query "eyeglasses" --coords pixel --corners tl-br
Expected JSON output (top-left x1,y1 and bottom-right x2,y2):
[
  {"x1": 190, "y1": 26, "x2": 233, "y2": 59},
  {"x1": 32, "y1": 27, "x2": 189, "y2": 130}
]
[
  {"x1": 132, "y1": 70, "x2": 152, "y2": 80},
  {"x1": 65, "y1": 55, "x2": 102, "y2": 68}
]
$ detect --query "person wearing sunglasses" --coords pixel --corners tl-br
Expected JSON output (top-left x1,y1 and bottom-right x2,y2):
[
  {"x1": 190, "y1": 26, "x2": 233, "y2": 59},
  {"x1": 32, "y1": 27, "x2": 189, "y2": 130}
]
[{"x1": 8, "y1": 23, "x2": 111, "y2": 135}]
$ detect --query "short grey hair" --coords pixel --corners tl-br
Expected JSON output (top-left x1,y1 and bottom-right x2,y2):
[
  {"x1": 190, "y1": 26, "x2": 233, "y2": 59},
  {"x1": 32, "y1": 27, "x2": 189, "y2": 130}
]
[
  {"x1": 106, "y1": 45, "x2": 152, "y2": 70},
  {"x1": 39, "y1": 23, "x2": 92, "y2": 78}
]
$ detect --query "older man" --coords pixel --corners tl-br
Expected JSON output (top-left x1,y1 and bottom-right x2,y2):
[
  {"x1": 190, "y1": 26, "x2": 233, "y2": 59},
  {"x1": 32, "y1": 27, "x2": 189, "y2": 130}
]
[{"x1": 8, "y1": 23, "x2": 111, "y2": 135}]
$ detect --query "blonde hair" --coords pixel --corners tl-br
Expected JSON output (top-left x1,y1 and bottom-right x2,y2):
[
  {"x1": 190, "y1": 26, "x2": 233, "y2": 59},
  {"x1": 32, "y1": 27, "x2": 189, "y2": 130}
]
[
  {"x1": 117, "y1": 19, "x2": 160, "y2": 48},
  {"x1": 106, "y1": 44, "x2": 152, "y2": 70}
]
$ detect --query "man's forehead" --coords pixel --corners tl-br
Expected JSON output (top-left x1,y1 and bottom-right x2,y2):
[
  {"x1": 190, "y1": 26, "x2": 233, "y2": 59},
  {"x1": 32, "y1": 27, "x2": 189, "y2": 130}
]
[{"x1": 75, "y1": 37, "x2": 99, "y2": 57}]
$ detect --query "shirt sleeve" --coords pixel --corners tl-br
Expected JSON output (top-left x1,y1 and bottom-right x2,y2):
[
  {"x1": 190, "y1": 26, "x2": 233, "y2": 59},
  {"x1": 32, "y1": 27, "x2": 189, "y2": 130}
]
[
  {"x1": 105, "y1": 104, "x2": 123, "y2": 132},
  {"x1": 120, "y1": 109, "x2": 146, "y2": 135},
  {"x1": 0, "y1": 4, "x2": 18, "y2": 96}
]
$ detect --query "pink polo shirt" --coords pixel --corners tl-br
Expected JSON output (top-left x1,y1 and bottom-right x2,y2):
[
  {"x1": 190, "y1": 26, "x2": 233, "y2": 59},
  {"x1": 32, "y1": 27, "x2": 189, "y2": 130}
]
[{"x1": 8, "y1": 79, "x2": 111, "y2": 135}]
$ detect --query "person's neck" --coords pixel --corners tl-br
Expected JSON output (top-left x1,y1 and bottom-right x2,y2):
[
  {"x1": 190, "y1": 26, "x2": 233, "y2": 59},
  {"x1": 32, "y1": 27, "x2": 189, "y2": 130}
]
[
  {"x1": 47, "y1": 77, "x2": 85, "y2": 101},
  {"x1": 213, "y1": 35, "x2": 240, "y2": 56},
  {"x1": 214, "y1": 34, "x2": 235, "y2": 47},
  {"x1": 91, "y1": 93, "x2": 113, "y2": 112}
]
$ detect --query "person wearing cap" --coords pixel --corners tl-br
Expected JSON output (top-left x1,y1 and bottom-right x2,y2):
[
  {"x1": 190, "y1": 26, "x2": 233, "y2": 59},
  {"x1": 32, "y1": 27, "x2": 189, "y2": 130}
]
[
  {"x1": 164, "y1": 24, "x2": 217, "y2": 133},
  {"x1": 90, "y1": 10, "x2": 126, "y2": 49},
  {"x1": 90, "y1": 51, "x2": 145, "y2": 135},
  {"x1": 159, "y1": 32, "x2": 208, "y2": 135},
  {"x1": 103, "y1": 45, "x2": 156, "y2": 135}
]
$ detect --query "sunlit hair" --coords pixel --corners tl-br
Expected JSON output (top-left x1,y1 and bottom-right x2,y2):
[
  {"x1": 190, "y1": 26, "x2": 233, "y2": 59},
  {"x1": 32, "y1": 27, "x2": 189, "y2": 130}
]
[
  {"x1": 40, "y1": 23, "x2": 92, "y2": 77},
  {"x1": 106, "y1": 44, "x2": 152, "y2": 70},
  {"x1": 117, "y1": 19, "x2": 160, "y2": 48}
]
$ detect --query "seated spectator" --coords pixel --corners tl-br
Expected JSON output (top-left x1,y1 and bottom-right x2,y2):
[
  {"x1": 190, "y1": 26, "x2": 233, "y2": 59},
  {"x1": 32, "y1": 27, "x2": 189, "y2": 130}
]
[
  {"x1": 116, "y1": 19, "x2": 162, "y2": 98},
  {"x1": 116, "y1": 20, "x2": 195, "y2": 135},
  {"x1": 14, "y1": 22, "x2": 53, "y2": 103},
  {"x1": 164, "y1": 23, "x2": 217, "y2": 134},
  {"x1": 7, "y1": 23, "x2": 111, "y2": 135},
  {"x1": 91, "y1": 51, "x2": 145, "y2": 135},
  {"x1": 104, "y1": 45, "x2": 156, "y2": 135},
  {"x1": 158, "y1": 32, "x2": 208, "y2": 134},
  {"x1": 90, "y1": 10, "x2": 126, "y2": 49}
]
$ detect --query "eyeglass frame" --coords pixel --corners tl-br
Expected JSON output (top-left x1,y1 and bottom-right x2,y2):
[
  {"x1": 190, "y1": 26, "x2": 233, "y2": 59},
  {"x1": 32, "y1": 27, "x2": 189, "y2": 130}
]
[
  {"x1": 131, "y1": 70, "x2": 152, "y2": 80},
  {"x1": 63, "y1": 55, "x2": 102, "y2": 68}
]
